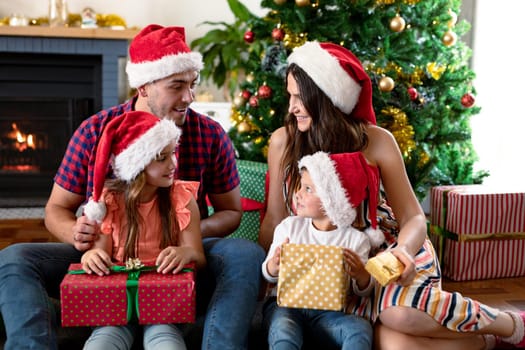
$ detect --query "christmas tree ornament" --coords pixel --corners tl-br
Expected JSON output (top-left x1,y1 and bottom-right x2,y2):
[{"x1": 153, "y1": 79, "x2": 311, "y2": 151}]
[
  {"x1": 274, "y1": 0, "x2": 287, "y2": 4},
  {"x1": 379, "y1": 76, "x2": 395, "y2": 92},
  {"x1": 442, "y1": 30, "x2": 457, "y2": 46},
  {"x1": 258, "y1": 84, "x2": 273, "y2": 99},
  {"x1": 389, "y1": 14, "x2": 406, "y2": 33},
  {"x1": 244, "y1": 30, "x2": 255, "y2": 44},
  {"x1": 233, "y1": 95, "x2": 244, "y2": 108},
  {"x1": 241, "y1": 90, "x2": 252, "y2": 100},
  {"x1": 407, "y1": 87, "x2": 418, "y2": 101},
  {"x1": 461, "y1": 92, "x2": 475, "y2": 108},
  {"x1": 246, "y1": 73, "x2": 255, "y2": 83},
  {"x1": 238, "y1": 121, "x2": 251, "y2": 133},
  {"x1": 295, "y1": 0, "x2": 310, "y2": 7},
  {"x1": 272, "y1": 27, "x2": 285, "y2": 41},
  {"x1": 249, "y1": 95, "x2": 259, "y2": 108}
]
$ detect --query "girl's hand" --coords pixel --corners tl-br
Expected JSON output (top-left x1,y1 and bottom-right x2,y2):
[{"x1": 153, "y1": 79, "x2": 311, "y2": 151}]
[
  {"x1": 156, "y1": 246, "x2": 194, "y2": 274},
  {"x1": 81, "y1": 248, "x2": 112, "y2": 276},
  {"x1": 389, "y1": 245, "x2": 417, "y2": 285}
]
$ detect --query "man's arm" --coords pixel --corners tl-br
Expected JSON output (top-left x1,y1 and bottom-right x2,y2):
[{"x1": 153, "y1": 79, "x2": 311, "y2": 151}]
[
  {"x1": 44, "y1": 183, "x2": 98, "y2": 251},
  {"x1": 201, "y1": 185, "x2": 242, "y2": 238}
]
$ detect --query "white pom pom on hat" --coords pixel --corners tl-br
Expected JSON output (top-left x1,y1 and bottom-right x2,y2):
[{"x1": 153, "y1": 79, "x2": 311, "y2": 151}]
[
  {"x1": 287, "y1": 41, "x2": 376, "y2": 125},
  {"x1": 85, "y1": 111, "x2": 182, "y2": 223},
  {"x1": 298, "y1": 151, "x2": 385, "y2": 248},
  {"x1": 126, "y1": 24, "x2": 204, "y2": 88}
]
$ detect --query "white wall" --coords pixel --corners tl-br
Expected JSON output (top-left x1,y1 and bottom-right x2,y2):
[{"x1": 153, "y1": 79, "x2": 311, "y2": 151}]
[{"x1": 1, "y1": 0, "x2": 522, "y2": 188}]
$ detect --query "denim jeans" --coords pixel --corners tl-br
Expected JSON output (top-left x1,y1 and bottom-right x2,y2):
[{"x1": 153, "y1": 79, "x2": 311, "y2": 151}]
[
  {"x1": 263, "y1": 299, "x2": 373, "y2": 350},
  {"x1": 0, "y1": 242, "x2": 82, "y2": 350},
  {"x1": 197, "y1": 237, "x2": 265, "y2": 350},
  {"x1": 0, "y1": 237, "x2": 265, "y2": 350},
  {"x1": 83, "y1": 324, "x2": 186, "y2": 350}
]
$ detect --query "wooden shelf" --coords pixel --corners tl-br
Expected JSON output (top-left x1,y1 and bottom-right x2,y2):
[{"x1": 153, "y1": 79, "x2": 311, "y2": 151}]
[{"x1": 0, "y1": 25, "x2": 139, "y2": 40}]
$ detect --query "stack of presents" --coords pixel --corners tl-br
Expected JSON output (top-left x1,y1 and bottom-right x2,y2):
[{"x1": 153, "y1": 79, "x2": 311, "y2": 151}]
[
  {"x1": 59, "y1": 166, "x2": 525, "y2": 328},
  {"x1": 429, "y1": 185, "x2": 525, "y2": 281}
]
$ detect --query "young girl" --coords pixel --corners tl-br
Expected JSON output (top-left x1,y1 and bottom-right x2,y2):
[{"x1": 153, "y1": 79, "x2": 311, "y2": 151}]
[
  {"x1": 259, "y1": 41, "x2": 525, "y2": 350},
  {"x1": 262, "y1": 151, "x2": 384, "y2": 350},
  {"x1": 79, "y1": 111, "x2": 206, "y2": 350}
]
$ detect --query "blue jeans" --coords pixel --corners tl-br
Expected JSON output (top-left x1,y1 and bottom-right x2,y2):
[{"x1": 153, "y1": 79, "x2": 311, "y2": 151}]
[
  {"x1": 197, "y1": 237, "x2": 265, "y2": 350},
  {"x1": 263, "y1": 299, "x2": 373, "y2": 350},
  {"x1": 0, "y1": 242, "x2": 82, "y2": 350},
  {"x1": 84, "y1": 324, "x2": 186, "y2": 350}
]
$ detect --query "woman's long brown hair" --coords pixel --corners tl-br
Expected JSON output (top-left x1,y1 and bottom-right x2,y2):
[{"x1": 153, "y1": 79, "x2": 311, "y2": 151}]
[
  {"x1": 105, "y1": 172, "x2": 180, "y2": 260},
  {"x1": 281, "y1": 63, "x2": 370, "y2": 208}
]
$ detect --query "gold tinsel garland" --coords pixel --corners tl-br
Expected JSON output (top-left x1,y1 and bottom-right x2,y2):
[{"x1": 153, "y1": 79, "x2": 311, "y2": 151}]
[
  {"x1": 380, "y1": 107, "x2": 416, "y2": 159},
  {"x1": 375, "y1": 0, "x2": 421, "y2": 5},
  {"x1": 1, "y1": 13, "x2": 127, "y2": 28}
]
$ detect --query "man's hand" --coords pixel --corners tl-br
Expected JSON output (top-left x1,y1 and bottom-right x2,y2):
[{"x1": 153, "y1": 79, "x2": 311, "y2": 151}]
[{"x1": 72, "y1": 215, "x2": 99, "y2": 251}]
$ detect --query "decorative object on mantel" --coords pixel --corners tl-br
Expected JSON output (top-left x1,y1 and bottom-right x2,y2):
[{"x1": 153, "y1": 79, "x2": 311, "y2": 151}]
[
  {"x1": 49, "y1": 0, "x2": 68, "y2": 27},
  {"x1": 8, "y1": 14, "x2": 29, "y2": 27},
  {"x1": 81, "y1": 7, "x2": 97, "y2": 29}
]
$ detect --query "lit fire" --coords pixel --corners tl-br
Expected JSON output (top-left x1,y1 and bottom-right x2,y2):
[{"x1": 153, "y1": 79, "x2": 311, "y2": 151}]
[{"x1": 9, "y1": 123, "x2": 36, "y2": 151}]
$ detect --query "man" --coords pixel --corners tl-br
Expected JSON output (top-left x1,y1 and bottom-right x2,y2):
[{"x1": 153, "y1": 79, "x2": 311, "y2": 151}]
[{"x1": 0, "y1": 24, "x2": 264, "y2": 350}]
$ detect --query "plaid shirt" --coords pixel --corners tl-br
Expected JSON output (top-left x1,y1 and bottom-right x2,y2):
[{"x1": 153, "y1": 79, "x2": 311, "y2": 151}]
[{"x1": 54, "y1": 96, "x2": 239, "y2": 218}]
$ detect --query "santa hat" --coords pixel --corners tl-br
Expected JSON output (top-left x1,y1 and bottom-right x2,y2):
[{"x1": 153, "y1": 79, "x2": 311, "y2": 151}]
[
  {"x1": 83, "y1": 111, "x2": 182, "y2": 223},
  {"x1": 287, "y1": 41, "x2": 376, "y2": 124},
  {"x1": 126, "y1": 24, "x2": 204, "y2": 88},
  {"x1": 298, "y1": 151, "x2": 384, "y2": 247}
]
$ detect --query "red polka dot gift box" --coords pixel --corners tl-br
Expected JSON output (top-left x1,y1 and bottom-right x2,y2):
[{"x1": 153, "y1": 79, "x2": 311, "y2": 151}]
[
  {"x1": 277, "y1": 243, "x2": 349, "y2": 311},
  {"x1": 60, "y1": 262, "x2": 196, "y2": 327},
  {"x1": 429, "y1": 185, "x2": 525, "y2": 281}
]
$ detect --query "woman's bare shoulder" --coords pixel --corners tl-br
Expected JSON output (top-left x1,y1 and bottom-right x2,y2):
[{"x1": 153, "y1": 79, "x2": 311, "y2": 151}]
[{"x1": 269, "y1": 127, "x2": 288, "y2": 150}]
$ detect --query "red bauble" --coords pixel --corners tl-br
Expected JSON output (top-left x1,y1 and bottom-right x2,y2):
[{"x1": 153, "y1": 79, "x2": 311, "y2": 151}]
[
  {"x1": 243, "y1": 30, "x2": 255, "y2": 44},
  {"x1": 271, "y1": 28, "x2": 284, "y2": 41},
  {"x1": 249, "y1": 95, "x2": 259, "y2": 108},
  {"x1": 241, "y1": 90, "x2": 252, "y2": 100},
  {"x1": 258, "y1": 85, "x2": 272, "y2": 99},
  {"x1": 461, "y1": 92, "x2": 475, "y2": 108},
  {"x1": 407, "y1": 87, "x2": 418, "y2": 101}
]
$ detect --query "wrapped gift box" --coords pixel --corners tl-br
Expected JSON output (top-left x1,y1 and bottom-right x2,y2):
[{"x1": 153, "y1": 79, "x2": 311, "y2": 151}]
[
  {"x1": 208, "y1": 159, "x2": 268, "y2": 242},
  {"x1": 277, "y1": 243, "x2": 349, "y2": 311},
  {"x1": 429, "y1": 185, "x2": 525, "y2": 281},
  {"x1": 60, "y1": 263, "x2": 195, "y2": 327}
]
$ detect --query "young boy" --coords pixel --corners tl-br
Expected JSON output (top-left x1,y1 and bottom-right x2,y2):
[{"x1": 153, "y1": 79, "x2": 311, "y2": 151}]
[{"x1": 261, "y1": 151, "x2": 385, "y2": 350}]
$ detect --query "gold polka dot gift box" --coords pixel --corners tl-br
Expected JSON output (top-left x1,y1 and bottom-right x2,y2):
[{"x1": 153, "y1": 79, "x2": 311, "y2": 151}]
[
  {"x1": 60, "y1": 261, "x2": 195, "y2": 327},
  {"x1": 277, "y1": 243, "x2": 349, "y2": 311}
]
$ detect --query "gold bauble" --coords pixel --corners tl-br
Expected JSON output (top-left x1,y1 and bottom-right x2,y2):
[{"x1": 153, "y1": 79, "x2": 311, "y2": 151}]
[
  {"x1": 442, "y1": 30, "x2": 457, "y2": 46},
  {"x1": 389, "y1": 14, "x2": 406, "y2": 33},
  {"x1": 295, "y1": 0, "x2": 310, "y2": 7},
  {"x1": 379, "y1": 76, "x2": 395, "y2": 92},
  {"x1": 274, "y1": 0, "x2": 287, "y2": 4},
  {"x1": 238, "y1": 121, "x2": 251, "y2": 133},
  {"x1": 233, "y1": 95, "x2": 244, "y2": 108}
]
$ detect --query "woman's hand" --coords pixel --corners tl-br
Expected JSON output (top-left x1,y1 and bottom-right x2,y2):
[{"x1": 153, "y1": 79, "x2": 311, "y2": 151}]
[
  {"x1": 81, "y1": 248, "x2": 112, "y2": 276},
  {"x1": 156, "y1": 246, "x2": 195, "y2": 274},
  {"x1": 389, "y1": 245, "x2": 417, "y2": 285}
]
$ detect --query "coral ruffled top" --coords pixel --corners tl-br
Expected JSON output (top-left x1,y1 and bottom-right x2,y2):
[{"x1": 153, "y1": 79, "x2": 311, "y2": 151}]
[{"x1": 99, "y1": 180, "x2": 200, "y2": 264}]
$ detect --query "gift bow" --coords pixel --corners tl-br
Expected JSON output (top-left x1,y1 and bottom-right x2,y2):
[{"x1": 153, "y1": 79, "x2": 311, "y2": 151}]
[{"x1": 68, "y1": 258, "x2": 193, "y2": 323}]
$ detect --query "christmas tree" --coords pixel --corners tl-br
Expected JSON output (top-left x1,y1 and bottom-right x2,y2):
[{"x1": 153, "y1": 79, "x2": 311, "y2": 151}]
[{"x1": 191, "y1": 0, "x2": 487, "y2": 199}]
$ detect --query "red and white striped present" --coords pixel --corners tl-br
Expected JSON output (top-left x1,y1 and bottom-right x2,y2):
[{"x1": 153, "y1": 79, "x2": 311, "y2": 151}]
[{"x1": 429, "y1": 185, "x2": 525, "y2": 281}]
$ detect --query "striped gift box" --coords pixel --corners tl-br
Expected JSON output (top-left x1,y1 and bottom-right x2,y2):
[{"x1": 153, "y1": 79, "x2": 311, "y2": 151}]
[{"x1": 429, "y1": 185, "x2": 525, "y2": 281}]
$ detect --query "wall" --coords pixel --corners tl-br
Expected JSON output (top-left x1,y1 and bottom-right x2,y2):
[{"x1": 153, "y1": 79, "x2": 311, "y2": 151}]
[{"x1": 1, "y1": 0, "x2": 523, "y2": 189}]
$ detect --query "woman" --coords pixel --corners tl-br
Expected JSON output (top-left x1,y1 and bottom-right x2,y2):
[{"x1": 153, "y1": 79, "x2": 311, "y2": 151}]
[{"x1": 258, "y1": 41, "x2": 525, "y2": 350}]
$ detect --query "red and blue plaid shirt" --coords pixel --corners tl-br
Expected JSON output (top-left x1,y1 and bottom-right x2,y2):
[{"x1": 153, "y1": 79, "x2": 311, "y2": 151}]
[{"x1": 54, "y1": 96, "x2": 239, "y2": 218}]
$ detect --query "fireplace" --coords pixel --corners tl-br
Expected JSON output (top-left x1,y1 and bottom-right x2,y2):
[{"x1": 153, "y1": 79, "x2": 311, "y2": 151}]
[{"x1": 0, "y1": 29, "x2": 135, "y2": 199}]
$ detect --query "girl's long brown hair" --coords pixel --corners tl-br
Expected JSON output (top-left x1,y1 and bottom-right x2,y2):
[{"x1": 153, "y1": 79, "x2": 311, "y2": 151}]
[
  {"x1": 105, "y1": 172, "x2": 180, "y2": 260},
  {"x1": 281, "y1": 63, "x2": 370, "y2": 208}
]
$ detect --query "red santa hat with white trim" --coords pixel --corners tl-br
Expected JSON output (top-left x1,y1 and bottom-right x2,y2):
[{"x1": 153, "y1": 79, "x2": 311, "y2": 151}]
[
  {"x1": 83, "y1": 111, "x2": 182, "y2": 223},
  {"x1": 298, "y1": 151, "x2": 385, "y2": 248},
  {"x1": 126, "y1": 24, "x2": 204, "y2": 88},
  {"x1": 287, "y1": 41, "x2": 376, "y2": 124}
]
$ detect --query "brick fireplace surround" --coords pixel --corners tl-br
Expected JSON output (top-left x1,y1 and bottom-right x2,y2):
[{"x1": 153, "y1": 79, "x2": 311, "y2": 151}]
[{"x1": 0, "y1": 26, "x2": 138, "y2": 217}]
